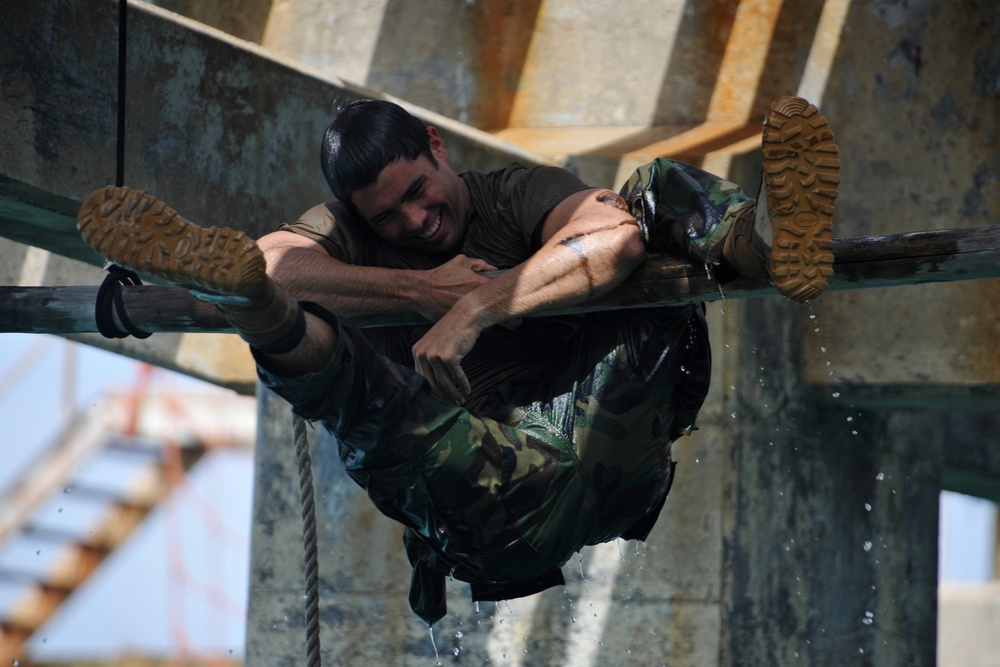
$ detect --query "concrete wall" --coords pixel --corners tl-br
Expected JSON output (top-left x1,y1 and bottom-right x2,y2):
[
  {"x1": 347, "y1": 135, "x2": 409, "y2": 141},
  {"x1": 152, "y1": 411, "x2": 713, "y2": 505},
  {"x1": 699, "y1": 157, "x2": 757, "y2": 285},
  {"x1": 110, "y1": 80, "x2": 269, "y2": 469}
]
[
  {"x1": 939, "y1": 583, "x2": 1000, "y2": 667},
  {"x1": 0, "y1": 0, "x2": 546, "y2": 390}
]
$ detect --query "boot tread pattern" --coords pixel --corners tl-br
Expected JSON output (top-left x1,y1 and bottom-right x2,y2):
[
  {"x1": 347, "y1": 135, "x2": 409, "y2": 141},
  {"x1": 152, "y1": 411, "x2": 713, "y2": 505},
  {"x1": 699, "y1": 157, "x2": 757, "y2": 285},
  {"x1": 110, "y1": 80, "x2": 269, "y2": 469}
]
[
  {"x1": 762, "y1": 96, "x2": 840, "y2": 302},
  {"x1": 77, "y1": 186, "x2": 265, "y2": 297}
]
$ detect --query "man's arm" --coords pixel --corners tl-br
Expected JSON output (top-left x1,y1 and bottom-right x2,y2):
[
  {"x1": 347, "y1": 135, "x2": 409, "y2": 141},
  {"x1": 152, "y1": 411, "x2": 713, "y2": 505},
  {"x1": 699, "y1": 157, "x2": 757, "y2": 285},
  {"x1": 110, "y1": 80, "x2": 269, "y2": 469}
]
[
  {"x1": 412, "y1": 188, "x2": 646, "y2": 401},
  {"x1": 257, "y1": 230, "x2": 496, "y2": 322}
]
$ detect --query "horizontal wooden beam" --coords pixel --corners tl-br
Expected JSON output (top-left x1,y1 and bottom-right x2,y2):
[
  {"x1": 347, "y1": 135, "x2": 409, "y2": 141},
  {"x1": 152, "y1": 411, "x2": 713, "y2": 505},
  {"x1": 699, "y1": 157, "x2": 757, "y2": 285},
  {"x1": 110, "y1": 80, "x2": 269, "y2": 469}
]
[{"x1": 1, "y1": 226, "x2": 998, "y2": 335}]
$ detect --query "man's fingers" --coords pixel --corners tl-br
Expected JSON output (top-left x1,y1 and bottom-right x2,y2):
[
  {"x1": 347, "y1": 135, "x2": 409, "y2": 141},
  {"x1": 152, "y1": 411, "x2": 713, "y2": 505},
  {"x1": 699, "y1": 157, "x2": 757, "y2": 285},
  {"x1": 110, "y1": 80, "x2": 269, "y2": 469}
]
[
  {"x1": 415, "y1": 355, "x2": 469, "y2": 404},
  {"x1": 465, "y1": 257, "x2": 497, "y2": 274},
  {"x1": 431, "y1": 359, "x2": 469, "y2": 404}
]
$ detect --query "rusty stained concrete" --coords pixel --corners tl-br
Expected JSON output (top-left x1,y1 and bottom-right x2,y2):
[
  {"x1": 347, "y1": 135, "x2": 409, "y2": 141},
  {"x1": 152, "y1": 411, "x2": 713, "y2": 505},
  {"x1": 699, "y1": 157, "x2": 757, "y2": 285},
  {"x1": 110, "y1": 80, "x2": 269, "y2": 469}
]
[{"x1": 799, "y1": 0, "x2": 1000, "y2": 401}]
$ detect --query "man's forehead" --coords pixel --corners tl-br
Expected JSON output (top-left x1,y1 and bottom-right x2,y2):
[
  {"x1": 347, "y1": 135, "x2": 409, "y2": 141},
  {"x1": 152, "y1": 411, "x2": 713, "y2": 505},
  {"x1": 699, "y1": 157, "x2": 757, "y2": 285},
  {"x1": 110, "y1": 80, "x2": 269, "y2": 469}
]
[{"x1": 352, "y1": 157, "x2": 431, "y2": 212}]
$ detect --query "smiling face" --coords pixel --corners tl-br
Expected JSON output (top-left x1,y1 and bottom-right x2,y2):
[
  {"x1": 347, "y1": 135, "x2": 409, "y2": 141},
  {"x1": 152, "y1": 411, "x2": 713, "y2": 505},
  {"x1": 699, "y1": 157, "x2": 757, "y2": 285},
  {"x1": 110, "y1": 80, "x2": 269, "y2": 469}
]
[{"x1": 348, "y1": 127, "x2": 470, "y2": 254}]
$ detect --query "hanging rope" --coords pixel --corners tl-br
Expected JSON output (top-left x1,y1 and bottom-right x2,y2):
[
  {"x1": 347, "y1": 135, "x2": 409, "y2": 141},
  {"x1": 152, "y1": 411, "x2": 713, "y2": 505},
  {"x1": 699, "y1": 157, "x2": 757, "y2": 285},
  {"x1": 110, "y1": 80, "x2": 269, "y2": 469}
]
[
  {"x1": 93, "y1": 0, "x2": 153, "y2": 340},
  {"x1": 116, "y1": 0, "x2": 127, "y2": 187},
  {"x1": 294, "y1": 414, "x2": 322, "y2": 667}
]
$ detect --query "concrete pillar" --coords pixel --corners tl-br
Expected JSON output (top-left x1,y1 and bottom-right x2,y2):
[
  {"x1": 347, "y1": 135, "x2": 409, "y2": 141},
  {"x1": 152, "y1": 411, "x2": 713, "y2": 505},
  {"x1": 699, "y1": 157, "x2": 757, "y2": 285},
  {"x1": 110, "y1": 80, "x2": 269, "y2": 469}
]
[{"x1": 720, "y1": 296, "x2": 943, "y2": 665}]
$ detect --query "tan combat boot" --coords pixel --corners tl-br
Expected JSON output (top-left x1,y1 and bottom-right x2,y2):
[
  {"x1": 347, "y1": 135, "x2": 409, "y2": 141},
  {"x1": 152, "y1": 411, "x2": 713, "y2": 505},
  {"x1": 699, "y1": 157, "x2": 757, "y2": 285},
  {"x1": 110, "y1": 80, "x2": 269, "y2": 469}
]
[
  {"x1": 78, "y1": 185, "x2": 303, "y2": 351},
  {"x1": 722, "y1": 96, "x2": 840, "y2": 302}
]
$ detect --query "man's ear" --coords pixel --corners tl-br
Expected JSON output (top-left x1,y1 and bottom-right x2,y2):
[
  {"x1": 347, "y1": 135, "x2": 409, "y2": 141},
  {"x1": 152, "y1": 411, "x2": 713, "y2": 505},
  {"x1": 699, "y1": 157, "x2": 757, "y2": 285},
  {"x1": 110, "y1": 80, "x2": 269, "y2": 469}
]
[{"x1": 427, "y1": 126, "x2": 448, "y2": 162}]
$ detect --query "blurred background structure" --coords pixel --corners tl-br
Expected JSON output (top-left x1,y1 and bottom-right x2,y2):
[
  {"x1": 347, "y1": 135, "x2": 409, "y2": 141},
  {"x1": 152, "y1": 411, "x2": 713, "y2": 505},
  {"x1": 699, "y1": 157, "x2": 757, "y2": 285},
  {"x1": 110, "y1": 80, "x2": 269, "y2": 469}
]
[{"x1": 2, "y1": 0, "x2": 999, "y2": 665}]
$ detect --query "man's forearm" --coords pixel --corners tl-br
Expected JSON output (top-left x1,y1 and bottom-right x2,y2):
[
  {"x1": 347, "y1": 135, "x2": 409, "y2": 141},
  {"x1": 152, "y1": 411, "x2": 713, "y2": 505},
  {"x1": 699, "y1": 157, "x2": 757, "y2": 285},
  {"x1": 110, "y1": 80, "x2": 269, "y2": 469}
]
[
  {"x1": 264, "y1": 244, "x2": 426, "y2": 318},
  {"x1": 464, "y1": 224, "x2": 644, "y2": 329},
  {"x1": 410, "y1": 193, "x2": 645, "y2": 402},
  {"x1": 457, "y1": 192, "x2": 647, "y2": 332}
]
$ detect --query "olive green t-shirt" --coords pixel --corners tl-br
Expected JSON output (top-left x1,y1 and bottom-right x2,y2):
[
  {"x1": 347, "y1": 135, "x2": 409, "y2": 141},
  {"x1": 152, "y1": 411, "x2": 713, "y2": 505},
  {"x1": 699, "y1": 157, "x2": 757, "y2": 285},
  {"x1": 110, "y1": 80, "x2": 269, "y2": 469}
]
[{"x1": 279, "y1": 164, "x2": 591, "y2": 416}]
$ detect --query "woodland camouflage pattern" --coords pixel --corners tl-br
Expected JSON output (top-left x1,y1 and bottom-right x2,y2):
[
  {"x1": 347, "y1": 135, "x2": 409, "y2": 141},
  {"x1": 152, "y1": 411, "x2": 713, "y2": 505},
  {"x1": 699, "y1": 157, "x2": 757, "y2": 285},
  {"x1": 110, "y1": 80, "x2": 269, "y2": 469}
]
[{"x1": 259, "y1": 159, "x2": 752, "y2": 624}]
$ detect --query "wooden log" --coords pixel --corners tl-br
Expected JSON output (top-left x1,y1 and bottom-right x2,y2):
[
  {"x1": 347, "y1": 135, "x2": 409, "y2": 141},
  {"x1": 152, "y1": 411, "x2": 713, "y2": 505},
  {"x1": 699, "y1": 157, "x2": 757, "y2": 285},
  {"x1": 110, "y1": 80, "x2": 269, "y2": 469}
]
[{"x1": 1, "y1": 226, "x2": 998, "y2": 335}]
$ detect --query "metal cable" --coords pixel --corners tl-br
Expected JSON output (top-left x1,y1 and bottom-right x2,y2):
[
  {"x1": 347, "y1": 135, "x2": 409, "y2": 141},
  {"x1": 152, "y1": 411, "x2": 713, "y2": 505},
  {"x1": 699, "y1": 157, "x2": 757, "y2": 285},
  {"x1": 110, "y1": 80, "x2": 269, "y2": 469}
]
[{"x1": 293, "y1": 414, "x2": 322, "y2": 667}]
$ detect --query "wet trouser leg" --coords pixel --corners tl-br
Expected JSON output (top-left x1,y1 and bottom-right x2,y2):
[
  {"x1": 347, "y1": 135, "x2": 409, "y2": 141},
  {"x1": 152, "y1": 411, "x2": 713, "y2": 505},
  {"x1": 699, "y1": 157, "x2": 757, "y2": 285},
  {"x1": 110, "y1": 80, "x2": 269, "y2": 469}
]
[{"x1": 620, "y1": 157, "x2": 755, "y2": 264}]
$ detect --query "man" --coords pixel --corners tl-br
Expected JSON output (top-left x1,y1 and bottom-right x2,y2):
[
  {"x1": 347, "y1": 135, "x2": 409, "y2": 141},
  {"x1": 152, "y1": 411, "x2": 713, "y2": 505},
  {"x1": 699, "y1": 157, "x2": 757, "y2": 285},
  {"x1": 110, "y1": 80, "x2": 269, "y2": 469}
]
[{"x1": 77, "y1": 96, "x2": 838, "y2": 624}]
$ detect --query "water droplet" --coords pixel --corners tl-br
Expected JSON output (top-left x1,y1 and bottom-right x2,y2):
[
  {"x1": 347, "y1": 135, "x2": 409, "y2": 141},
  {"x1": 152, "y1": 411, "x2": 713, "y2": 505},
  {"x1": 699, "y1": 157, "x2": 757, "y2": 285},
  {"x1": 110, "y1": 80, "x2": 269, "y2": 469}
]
[
  {"x1": 821, "y1": 346, "x2": 828, "y2": 353},
  {"x1": 876, "y1": 472, "x2": 885, "y2": 481},
  {"x1": 846, "y1": 416, "x2": 854, "y2": 422},
  {"x1": 429, "y1": 627, "x2": 442, "y2": 666},
  {"x1": 864, "y1": 503, "x2": 872, "y2": 511},
  {"x1": 455, "y1": 630, "x2": 463, "y2": 639},
  {"x1": 863, "y1": 541, "x2": 873, "y2": 551},
  {"x1": 863, "y1": 610, "x2": 874, "y2": 625},
  {"x1": 859, "y1": 648, "x2": 865, "y2": 654},
  {"x1": 730, "y1": 411, "x2": 737, "y2": 419},
  {"x1": 832, "y1": 391, "x2": 840, "y2": 398},
  {"x1": 63, "y1": 487, "x2": 71, "y2": 494}
]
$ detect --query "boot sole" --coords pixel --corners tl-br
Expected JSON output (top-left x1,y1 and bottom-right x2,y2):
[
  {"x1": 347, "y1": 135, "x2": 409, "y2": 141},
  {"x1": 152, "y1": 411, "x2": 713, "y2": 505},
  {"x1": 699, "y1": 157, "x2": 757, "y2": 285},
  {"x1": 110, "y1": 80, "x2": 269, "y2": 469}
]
[
  {"x1": 762, "y1": 96, "x2": 839, "y2": 302},
  {"x1": 77, "y1": 185, "x2": 266, "y2": 298}
]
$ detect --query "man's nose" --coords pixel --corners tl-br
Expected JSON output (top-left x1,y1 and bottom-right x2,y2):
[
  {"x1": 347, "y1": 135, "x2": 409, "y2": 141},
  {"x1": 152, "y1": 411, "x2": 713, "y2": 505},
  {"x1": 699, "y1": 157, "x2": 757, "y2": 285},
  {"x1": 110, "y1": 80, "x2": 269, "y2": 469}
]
[{"x1": 401, "y1": 203, "x2": 426, "y2": 231}]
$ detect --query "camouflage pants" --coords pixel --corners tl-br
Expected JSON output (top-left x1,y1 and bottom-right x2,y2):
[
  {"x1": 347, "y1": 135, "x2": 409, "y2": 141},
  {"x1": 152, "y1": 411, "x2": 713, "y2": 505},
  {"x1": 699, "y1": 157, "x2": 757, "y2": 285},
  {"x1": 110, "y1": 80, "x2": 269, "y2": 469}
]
[
  {"x1": 258, "y1": 159, "x2": 752, "y2": 624},
  {"x1": 621, "y1": 157, "x2": 755, "y2": 260}
]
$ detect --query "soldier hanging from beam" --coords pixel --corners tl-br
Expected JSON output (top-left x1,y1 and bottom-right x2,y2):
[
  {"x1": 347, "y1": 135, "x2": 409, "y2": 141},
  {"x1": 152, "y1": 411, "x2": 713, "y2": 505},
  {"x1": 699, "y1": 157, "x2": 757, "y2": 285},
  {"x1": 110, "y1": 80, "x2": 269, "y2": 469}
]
[{"x1": 76, "y1": 96, "x2": 837, "y2": 624}]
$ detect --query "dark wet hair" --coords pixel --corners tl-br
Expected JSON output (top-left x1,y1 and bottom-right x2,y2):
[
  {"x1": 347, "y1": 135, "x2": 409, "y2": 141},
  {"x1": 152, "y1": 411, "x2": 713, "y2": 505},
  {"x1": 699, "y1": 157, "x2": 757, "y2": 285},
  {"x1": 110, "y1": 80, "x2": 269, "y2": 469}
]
[{"x1": 320, "y1": 98, "x2": 438, "y2": 202}]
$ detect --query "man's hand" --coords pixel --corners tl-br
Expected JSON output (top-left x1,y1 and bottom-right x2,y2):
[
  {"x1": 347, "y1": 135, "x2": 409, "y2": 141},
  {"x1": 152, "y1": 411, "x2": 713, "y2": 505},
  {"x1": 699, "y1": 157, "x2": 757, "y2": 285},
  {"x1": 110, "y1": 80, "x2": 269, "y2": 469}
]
[
  {"x1": 415, "y1": 254, "x2": 497, "y2": 321},
  {"x1": 411, "y1": 299, "x2": 484, "y2": 403}
]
